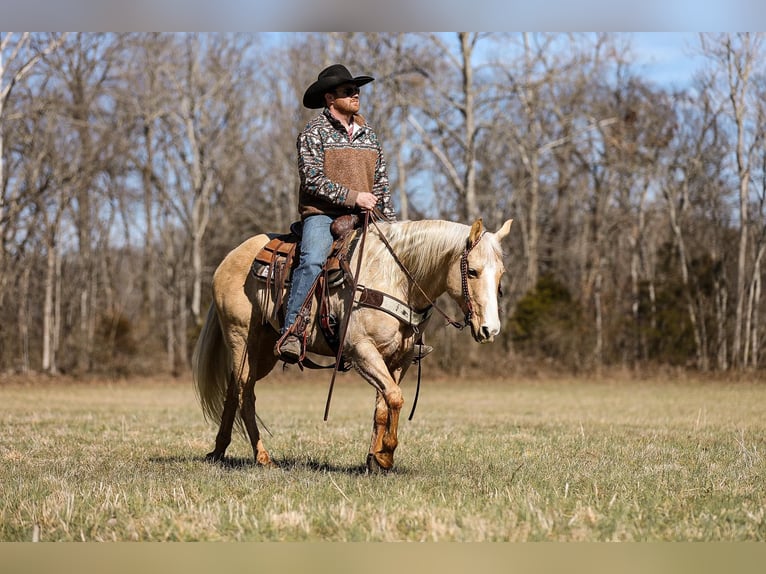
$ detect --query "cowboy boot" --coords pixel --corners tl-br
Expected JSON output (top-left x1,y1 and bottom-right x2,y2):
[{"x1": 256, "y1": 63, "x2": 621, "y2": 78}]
[
  {"x1": 275, "y1": 334, "x2": 303, "y2": 363},
  {"x1": 412, "y1": 343, "x2": 433, "y2": 362}
]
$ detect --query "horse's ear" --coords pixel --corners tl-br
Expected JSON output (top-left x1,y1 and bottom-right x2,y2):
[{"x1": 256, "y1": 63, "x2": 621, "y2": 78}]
[
  {"x1": 495, "y1": 219, "x2": 513, "y2": 242},
  {"x1": 468, "y1": 218, "x2": 484, "y2": 245}
]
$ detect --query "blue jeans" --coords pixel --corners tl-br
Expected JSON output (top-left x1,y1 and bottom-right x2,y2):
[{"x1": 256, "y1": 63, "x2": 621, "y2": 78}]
[{"x1": 282, "y1": 214, "x2": 334, "y2": 334}]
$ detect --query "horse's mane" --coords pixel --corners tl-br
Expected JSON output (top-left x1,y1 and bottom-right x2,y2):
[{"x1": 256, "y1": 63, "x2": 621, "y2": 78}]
[{"x1": 365, "y1": 219, "x2": 472, "y2": 289}]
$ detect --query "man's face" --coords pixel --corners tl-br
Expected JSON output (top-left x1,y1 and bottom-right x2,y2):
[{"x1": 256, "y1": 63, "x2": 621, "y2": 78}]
[{"x1": 328, "y1": 83, "x2": 360, "y2": 115}]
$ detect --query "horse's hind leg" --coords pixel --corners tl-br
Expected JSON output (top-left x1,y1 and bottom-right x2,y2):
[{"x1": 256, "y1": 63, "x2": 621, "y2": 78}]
[
  {"x1": 240, "y1": 380, "x2": 271, "y2": 465},
  {"x1": 240, "y1": 332, "x2": 279, "y2": 465},
  {"x1": 206, "y1": 374, "x2": 239, "y2": 462}
]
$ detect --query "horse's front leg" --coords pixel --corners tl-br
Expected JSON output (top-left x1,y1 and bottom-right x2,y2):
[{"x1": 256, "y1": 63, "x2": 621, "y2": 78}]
[
  {"x1": 354, "y1": 341, "x2": 404, "y2": 472},
  {"x1": 366, "y1": 389, "x2": 402, "y2": 472}
]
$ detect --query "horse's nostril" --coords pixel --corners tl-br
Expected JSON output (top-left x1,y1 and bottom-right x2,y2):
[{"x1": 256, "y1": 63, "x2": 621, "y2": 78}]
[{"x1": 481, "y1": 326, "x2": 491, "y2": 339}]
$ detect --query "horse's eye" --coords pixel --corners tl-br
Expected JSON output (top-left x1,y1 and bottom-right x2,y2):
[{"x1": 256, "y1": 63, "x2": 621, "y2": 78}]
[{"x1": 467, "y1": 268, "x2": 478, "y2": 278}]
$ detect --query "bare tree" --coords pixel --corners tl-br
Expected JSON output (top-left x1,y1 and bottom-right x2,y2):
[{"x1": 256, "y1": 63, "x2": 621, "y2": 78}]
[
  {"x1": 128, "y1": 32, "x2": 257, "y2": 350},
  {"x1": 699, "y1": 33, "x2": 765, "y2": 368},
  {"x1": 0, "y1": 33, "x2": 67, "y2": 307},
  {"x1": 401, "y1": 32, "x2": 493, "y2": 222},
  {"x1": 18, "y1": 103, "x2": 78, "y2": 374},
  {"x1": 120, "y1": 33, "x2": 175, "y2": 326},
  {"x1": 40, "y1": 33, "x2": 131, "y2": 371}
]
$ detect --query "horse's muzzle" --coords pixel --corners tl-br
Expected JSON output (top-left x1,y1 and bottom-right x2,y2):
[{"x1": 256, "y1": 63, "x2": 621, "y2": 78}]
[{"x1": 472, "y1": 322, "x2": 499, "y2": 343}]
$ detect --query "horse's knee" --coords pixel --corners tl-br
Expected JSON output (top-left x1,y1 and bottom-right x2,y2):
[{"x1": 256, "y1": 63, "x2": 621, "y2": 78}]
[{"x1": 385, "y1": 386, "x2": 403, "y2": 411}]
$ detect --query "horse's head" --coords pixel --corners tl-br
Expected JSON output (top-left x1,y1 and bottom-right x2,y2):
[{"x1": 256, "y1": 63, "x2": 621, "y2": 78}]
[{"x1": 447, "y1": 218, "x2": 513, "y2": 343}]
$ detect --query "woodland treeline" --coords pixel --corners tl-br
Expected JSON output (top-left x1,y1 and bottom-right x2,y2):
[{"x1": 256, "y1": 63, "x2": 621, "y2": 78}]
[{"x1": 1, "y1": 32, "x2": 765, "y2": 377}]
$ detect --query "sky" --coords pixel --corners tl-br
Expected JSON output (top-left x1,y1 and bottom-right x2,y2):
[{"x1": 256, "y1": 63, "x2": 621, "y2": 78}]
[{"x1": 629, "y1": 32, "x2": 702, "y2": 88}]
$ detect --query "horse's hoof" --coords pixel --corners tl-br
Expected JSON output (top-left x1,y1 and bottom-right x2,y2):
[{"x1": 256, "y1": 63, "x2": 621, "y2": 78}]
[
  {"x1": 256, "y1": 453, "x2": 273, "y2": 466},
  {"x1": 205, "y1": 451, "x2": 225, "y2": 463},
  {"x1": 366, "y1": 453, "x2": 393, "y2": 474}
]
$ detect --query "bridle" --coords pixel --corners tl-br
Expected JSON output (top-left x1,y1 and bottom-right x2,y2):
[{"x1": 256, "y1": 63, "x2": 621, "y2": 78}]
[
  {"x1": 370, "y1": 216, "x2": 486, "y2": 331},
  {"x1": 324, "y1": 213, "x2": 488, "y2": 421},
  {"x1": 459, "y1": 230, "x2": 487, "y2": 329}
]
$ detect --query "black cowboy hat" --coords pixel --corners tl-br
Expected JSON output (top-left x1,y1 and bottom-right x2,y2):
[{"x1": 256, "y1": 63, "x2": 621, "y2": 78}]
[{"x1": 302, "y1": 64, "x2": 374, "y2": 109}]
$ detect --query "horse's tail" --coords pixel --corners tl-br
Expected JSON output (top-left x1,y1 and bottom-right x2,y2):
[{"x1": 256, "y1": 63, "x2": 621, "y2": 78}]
[{"x1": 192, "y1": 303, "x2": 231, "y2": 425}]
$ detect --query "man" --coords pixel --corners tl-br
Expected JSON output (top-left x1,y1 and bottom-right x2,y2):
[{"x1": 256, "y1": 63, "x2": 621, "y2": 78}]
[{"x1": 275, "y1": 64, "x2": 396, "y2": 363}]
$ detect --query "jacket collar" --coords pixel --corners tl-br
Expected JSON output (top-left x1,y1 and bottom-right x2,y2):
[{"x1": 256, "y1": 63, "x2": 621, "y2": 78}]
[{"x1": 323, "y1": 108, "x2": 366, "y2": 133}]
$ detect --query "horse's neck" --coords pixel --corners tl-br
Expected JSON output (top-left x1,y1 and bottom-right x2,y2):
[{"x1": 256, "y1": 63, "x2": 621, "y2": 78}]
[{"x1": 369, "y1": 220, "x2": 464, "y2": 302}]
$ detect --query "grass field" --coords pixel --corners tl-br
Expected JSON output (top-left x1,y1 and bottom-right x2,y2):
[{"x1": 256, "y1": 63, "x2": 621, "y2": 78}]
[{"x1": 1, "y1": 370, "x2": 764, "y2": 541}]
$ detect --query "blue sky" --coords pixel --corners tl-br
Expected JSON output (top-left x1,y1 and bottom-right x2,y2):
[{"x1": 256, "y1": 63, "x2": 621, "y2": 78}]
[{"x1": 629, "y1": 33, "x2": 703, "y2": 88}]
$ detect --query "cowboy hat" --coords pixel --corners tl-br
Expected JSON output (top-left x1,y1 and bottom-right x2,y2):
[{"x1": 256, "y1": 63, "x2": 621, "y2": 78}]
[{"x1": 302, "y1": 64, "x2": 374, "y2": 109}]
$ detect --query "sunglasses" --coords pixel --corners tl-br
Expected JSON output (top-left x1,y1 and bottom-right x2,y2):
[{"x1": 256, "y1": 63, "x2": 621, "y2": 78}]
[{"x1": 333, "y1": 85, "x2": 360, "y2": 98}]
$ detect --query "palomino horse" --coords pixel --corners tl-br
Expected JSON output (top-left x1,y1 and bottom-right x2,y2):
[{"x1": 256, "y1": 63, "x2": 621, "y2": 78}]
[{"x1": 192, "y1": 217, "x2": 513, "y2": 472}]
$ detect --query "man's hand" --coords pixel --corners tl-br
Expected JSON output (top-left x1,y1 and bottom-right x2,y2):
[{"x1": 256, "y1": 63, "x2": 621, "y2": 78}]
[{"x1": 354, "y1": 191, "x2": 378, "y2": 211}]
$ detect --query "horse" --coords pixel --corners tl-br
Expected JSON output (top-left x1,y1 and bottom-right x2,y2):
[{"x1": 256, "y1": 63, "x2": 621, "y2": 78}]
[{"x1": 192, "y1": 216, "x2": 513, "y2": 472}]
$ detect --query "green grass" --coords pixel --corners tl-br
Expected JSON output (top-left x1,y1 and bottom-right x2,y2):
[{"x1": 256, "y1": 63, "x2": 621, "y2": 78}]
[{"x1": 1, "y1": 372, "x2": 765, "y2": 541}]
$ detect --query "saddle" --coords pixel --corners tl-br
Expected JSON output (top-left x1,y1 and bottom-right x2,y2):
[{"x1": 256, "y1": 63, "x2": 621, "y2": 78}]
[
  {"x1": 250, "y1": 215, "x2": 362, "y2": 354},
  {"x1": 251, "y1": 216, "x2": 360, "y2": 289}
]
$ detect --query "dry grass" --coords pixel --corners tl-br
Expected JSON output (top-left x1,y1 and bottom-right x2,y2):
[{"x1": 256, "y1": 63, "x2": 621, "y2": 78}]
[{"x1": 1, "y1": 371, "x2": 765, "y2": 541}]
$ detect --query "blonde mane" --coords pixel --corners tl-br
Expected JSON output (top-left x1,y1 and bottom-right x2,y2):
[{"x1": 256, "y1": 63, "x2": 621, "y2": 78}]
[{"x1": 364, "y1": 219, "x2": 498, "y2": 291}]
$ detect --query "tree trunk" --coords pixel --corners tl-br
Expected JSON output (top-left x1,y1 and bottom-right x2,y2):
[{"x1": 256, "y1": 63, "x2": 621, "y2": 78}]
[
  {"x1": 42, "y1": 239, "x2": 58, "y2": 374},
  {"x1": 176, "y1": 274, "x2": 189, "y2": 375},
  {"x1": 459, "y1": 32, "x2": 478, "y2": 222},
  {"x1": 665, "y1": 185, "x2": 708, "y2": 370},
  {"x1": 745, "y1": 247, "x2": 764, "y2": 367},
  {"x1": 715, "y1": 276, "x2": 729, "y2": 370},
  {"x1": 142, "y1": 120, "x2": 158, "y2": 322},
  {"x1": 165, "y1": 281, "x2": 176, "y2": 374},
  {"x1": 733, "y1": 175, "x2": 749, "y2": 367},
  {"x1": 17, "y1": 265, "x2": 31, "y2": 373},
  {"x1": 594, "y1": 265, "x2": 603, "y2": 371}
]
